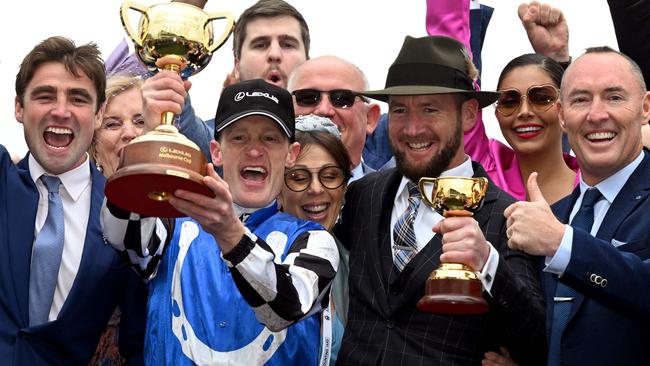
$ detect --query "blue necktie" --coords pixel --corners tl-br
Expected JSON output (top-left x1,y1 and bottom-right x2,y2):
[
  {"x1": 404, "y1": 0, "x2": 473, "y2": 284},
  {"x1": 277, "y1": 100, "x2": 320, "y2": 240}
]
[
  {"x1": 393, "y1": 182, "x2": 421, "y2": 271},
  {"x1": 29, "y1": 175, "x2": 65, "y2": 326},
  {"x1": 547, "y1": 188, "x2": 602, "y2": 366}
]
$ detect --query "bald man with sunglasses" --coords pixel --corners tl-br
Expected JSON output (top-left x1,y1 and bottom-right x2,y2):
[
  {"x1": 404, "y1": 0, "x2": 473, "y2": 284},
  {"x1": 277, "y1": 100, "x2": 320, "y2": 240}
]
[{"x1": 288, "y1": 56, "x2": 382, "y2": 182}]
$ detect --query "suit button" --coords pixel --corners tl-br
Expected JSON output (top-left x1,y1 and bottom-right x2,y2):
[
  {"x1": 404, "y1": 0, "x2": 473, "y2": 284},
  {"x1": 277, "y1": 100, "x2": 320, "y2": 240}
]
[
  {"x1": 386, "y1": 320, "x2": 395, "y2": 329},
  {"x1": 18, "y1": 331, "x2": 29, "y2": 340}
]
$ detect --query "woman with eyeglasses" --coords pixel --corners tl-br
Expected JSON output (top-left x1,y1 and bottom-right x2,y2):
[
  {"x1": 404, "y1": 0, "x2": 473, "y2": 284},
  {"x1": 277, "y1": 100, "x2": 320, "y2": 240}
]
[
  {"x1": 278, "y1": 115, "x2": 351, "y2": 365},
  {"x1": 89, "y1": 74, "x2": 145, "y2": 177}
]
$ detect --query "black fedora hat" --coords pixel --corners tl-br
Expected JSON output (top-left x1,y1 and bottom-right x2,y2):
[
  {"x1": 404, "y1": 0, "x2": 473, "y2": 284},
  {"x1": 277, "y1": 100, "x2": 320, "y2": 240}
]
[{"x1": 364, "y1": 35, "x2": 499, "y2": 108}]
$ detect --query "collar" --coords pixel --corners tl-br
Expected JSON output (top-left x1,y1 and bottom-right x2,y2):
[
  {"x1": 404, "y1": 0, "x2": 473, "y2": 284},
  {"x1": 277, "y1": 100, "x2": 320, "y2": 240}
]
[
  {"x1": 579, "y1": 150, "x2": 644, "y2": 204},
  {"x1": 397, "y1": 154, "x2": 474, "y2": 198},
  {"x1": 28, "y1": 153, "x2": 91, "y2": 202},
  {"x1": 349, "y1": 162, "x2": 365, "y2": 183},
  {"x1": 233, "y1": 200, "x2": 277, "y2": 223}
]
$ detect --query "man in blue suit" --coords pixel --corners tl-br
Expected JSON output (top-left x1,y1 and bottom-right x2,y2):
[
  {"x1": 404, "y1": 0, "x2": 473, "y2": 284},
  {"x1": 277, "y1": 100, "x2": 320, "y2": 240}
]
[
  {"x1": 0, "y1": 36, "x2": 146, "y2": 365},
  {"x1": 505, "y1": 46, "x2": 650, "y2": 365}
]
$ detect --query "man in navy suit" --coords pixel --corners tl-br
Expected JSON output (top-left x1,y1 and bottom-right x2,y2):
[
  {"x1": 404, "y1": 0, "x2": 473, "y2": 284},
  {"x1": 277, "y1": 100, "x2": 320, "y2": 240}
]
[
  {"x1": 0, "y1": 36, "x2": 146, "y2": 365},
  {"x1": 506, "y1": 46, "x2": 650, "y2": 365}
]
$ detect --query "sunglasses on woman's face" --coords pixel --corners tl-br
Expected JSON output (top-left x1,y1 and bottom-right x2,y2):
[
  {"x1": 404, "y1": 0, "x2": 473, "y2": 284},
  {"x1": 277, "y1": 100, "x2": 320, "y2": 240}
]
[
  {"x1": 284, "y1": 165, "x2": 348, "y2": 192},
  {"x1": 292, "y1": 89, "x2": 368, "y2": 109},
  {"x1": 495, "y1": 84, "x2": 559, "y2": 117}
]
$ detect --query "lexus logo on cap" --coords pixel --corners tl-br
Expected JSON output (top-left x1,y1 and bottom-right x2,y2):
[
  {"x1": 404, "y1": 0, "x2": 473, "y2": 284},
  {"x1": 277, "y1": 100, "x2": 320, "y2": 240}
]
[{"x1": 234, "y1": 91, "x2": 279, "y2": 104}]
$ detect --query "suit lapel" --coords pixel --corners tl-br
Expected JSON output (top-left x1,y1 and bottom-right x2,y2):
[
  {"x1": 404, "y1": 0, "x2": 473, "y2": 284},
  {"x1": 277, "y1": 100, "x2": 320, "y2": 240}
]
[
  {"x1": 8, "y1": 157, "x2": 39, "y2": 325},
  {"x1": 567, "y1": 152, "x2": 650, "y2": 319},
  {"x1": 374, "y1": 170, "x2": 402, "y2": 287},
  {"x1": 554, "y1": 152, "x2": 650, "y2": 326},
  {"x1": 596, "y1": 152, "x2": 650, "y2": 242},
  {"x1": 57, "y1": 164, "x2": 109, "y2": 318},
  {"x1": 545, "y1": 188, "x2": 581, "y2": 330}
]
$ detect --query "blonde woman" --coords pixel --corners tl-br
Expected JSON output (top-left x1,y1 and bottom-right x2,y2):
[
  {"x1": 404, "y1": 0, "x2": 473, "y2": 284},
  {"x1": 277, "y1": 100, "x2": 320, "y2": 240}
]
[{"x1": 89, "y1": 74, "x2": 144, "y2": 177}]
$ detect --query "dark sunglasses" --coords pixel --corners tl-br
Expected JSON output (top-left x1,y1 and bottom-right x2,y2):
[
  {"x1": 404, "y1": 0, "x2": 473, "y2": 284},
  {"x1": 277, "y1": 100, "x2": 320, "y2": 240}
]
[
  {"x1": 495, "y1": 84, "x2": 559, "y2": 117},
  {"x1": 292, "y1": 89, "x2": 369, "y2": 109},
  {"x1": 284, "y1": 165, "x2": 349, "y2": 192}
]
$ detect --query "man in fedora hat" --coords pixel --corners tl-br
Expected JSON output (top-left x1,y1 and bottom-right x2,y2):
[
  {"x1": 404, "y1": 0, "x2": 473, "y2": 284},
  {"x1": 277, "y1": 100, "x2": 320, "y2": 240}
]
[
  {"x1": 101, "y1": 79, "x2": 339, "y2": 365},
  {"x1": 334, "y1": 35, "x2": 546, "y2": 365}
]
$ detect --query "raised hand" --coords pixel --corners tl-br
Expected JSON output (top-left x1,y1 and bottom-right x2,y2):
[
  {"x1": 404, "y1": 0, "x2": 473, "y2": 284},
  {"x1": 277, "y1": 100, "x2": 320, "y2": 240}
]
[
  {"x1": 504, "y1": 172, "x2": 565, "y2": 256},
  {"x1": 141, "y1": 70, "x2": 192, "y2": 131},
  {"x1": 518, "y1": 1, "x2": 570, "y2": 62},
  {"x1": 222, "y1": 65, "x2": 240, "y2": 91},
  {"x1": 169, "y1": 162, "x2": 245, "y2": 253}
]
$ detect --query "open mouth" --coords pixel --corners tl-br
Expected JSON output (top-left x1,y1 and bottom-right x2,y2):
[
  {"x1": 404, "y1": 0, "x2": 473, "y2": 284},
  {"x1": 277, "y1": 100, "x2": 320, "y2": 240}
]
[
  {"x1": 514, "y1": 125, "x2": 544, "y2": 138},
  {"x1": 44, "y1": 126, "x2": 73, "y2": 148},
  {"x1": 240, "y1": 166, "x2": 268, "y2": 182},
  {"x1": 407, "y1": 141, "x2": 432, "y2": 151},
  {"x1": 301, "y1": 203, "x2": 330, "y2": 222},
  {"x1": 302, "y1": 203, "x2": 329, "y2": 214},
  {"x1": 586, "y1": 131, "x2": 616, "y2": 142},
  {"x1": 514, "y1": 126, "x2": 543, "y2": 134}
]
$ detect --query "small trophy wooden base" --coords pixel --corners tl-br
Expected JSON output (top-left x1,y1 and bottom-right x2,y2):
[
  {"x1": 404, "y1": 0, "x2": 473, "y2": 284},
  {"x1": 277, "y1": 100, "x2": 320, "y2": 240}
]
[{"x1": 416, "y1": 263, "x2": 489, "y2": 314}]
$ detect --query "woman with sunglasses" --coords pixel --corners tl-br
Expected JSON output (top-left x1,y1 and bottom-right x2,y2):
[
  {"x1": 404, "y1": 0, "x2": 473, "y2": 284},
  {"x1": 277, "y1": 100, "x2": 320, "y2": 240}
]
[
  {"x1": 278, "y1": 115, "x2": 351, "y2": 365},
  {"x1": 488, "y1": 53, "x2": 578, "y2": 203}
]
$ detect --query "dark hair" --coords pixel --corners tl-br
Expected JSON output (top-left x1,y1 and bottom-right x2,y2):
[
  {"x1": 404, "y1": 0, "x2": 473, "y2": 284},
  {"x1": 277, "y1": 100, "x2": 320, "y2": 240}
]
[
  {"x1": 232, "y1": 0, "x2": 310, "y2": 60},
  {"x1": 295, "y1": 130, "x2": 352, "y2": 177},
  {"x1": 15, "y1": 36, "x2": 106, "y2": 112},
  {"x1": 497, "y1": 53, "x2": 564, "y2": 90}
]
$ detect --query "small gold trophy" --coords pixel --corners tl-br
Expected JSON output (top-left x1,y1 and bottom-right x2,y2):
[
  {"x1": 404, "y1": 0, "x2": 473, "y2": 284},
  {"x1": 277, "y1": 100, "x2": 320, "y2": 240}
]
[
  {"x1": 416, "y1": 176, "x2": 490, "y2": 314},
  {"x1": 105, "y1": 2, "x2": 234, "y2": 217}
]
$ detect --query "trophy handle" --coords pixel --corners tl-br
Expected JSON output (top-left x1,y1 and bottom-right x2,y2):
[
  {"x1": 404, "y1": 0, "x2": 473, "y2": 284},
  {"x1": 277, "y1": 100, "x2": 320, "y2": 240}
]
[
  {"x1": 205, "y1": 11, "x2": 235, "y2": 53},
  {"x1": 418, "y1": 177, "x2": 437, "y2": 207},
  {"x1": 120, "y1": 1, "x2": 148, "y2": 47},
  {"x1": 471, "y1": 177, "x2": 489, "y2": 209}
]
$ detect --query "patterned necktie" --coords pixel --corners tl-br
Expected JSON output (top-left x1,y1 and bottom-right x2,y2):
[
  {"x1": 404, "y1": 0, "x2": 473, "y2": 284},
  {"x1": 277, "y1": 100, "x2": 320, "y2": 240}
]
[
  {"x1": 547, "y1": 187, "x2": 602, "y2": 366},
  {"x1": 393, "y1": 182, "x2": 421, "y2": 271},
  {"x1": 29, "y1": 175, "x2": 65, "y2": 326}
]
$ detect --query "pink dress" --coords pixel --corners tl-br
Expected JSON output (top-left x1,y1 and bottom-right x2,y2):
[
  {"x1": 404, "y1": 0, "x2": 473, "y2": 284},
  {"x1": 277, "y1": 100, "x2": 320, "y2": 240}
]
[{"x1": 426, "y1": 0, "x2": 579, "y2": 201}]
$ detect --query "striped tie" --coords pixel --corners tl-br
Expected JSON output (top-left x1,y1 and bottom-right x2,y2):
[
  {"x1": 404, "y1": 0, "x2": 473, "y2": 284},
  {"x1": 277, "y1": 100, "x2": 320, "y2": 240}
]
[{"x1": 393, "y1": 182, "x2": 421, "y2": 271}]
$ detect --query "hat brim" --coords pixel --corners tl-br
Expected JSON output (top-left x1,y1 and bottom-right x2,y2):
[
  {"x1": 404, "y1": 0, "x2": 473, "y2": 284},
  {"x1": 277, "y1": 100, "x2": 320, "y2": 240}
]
[
  {"x1": 215, "y1": 111, "x2": 292, "y2": 138},
  {"x1": 362, "y1": 85, "x2": 499, "y2": 109}
]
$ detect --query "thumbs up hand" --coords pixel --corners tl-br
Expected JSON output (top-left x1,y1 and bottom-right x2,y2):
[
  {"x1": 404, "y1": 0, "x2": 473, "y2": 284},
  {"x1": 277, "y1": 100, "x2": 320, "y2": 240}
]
[{"x1": 503, "y1": 173, "x2": 566, "y2": 256}]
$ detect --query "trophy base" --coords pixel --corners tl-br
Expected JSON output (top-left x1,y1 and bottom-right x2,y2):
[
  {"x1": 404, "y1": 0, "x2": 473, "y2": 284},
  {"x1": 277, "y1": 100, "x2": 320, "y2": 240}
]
[
  {"x1": 416, "y1": 265, "x2": 489, "y2": 314},
  {"x1": 106, "y1": 164, "x2": 214, "y2": 218}
]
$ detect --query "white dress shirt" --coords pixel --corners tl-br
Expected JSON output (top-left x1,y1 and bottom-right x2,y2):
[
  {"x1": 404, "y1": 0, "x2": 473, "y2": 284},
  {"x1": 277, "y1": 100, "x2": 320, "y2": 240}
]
[
  {"x1": 545, "y1": 151, "x2": 644, "y2": 276},
  {"x1": 29, "y1": 154, "x2": 92, "y2": 321},
  {"x1": 390, "y1": 156, "x2": 500, "y2": 292}
]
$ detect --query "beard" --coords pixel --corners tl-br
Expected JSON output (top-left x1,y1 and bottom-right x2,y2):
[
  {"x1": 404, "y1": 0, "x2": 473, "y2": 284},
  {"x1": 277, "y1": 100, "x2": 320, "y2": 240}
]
[{"x1": 390, "y1": 116, "x2": 463, "y2": 183}]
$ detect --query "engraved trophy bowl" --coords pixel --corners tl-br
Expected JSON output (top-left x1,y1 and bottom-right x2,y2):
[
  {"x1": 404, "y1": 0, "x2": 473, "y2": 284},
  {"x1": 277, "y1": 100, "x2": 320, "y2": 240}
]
[
  {"x1": 416, "y1": 176, "x2": 490, "y2": 314},
  {"x1": 105, "y1": 1, "x2": 234, "y2": 217}
]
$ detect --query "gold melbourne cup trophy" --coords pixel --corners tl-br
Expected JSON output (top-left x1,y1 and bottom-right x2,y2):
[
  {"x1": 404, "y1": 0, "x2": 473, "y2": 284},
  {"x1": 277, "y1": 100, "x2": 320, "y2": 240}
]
[
  {"x1": 105, "y1": 1, "x2": 234, "y2": 217},
  {"x1": 416, "y1": 176, "x2": 490, "y2": 314}
]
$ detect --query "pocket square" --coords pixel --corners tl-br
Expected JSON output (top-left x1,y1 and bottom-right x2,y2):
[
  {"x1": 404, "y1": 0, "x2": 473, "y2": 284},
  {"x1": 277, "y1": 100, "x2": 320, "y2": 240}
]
[{"x1": 611, "y1": 238, "x2": 627, "y2": 247}]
